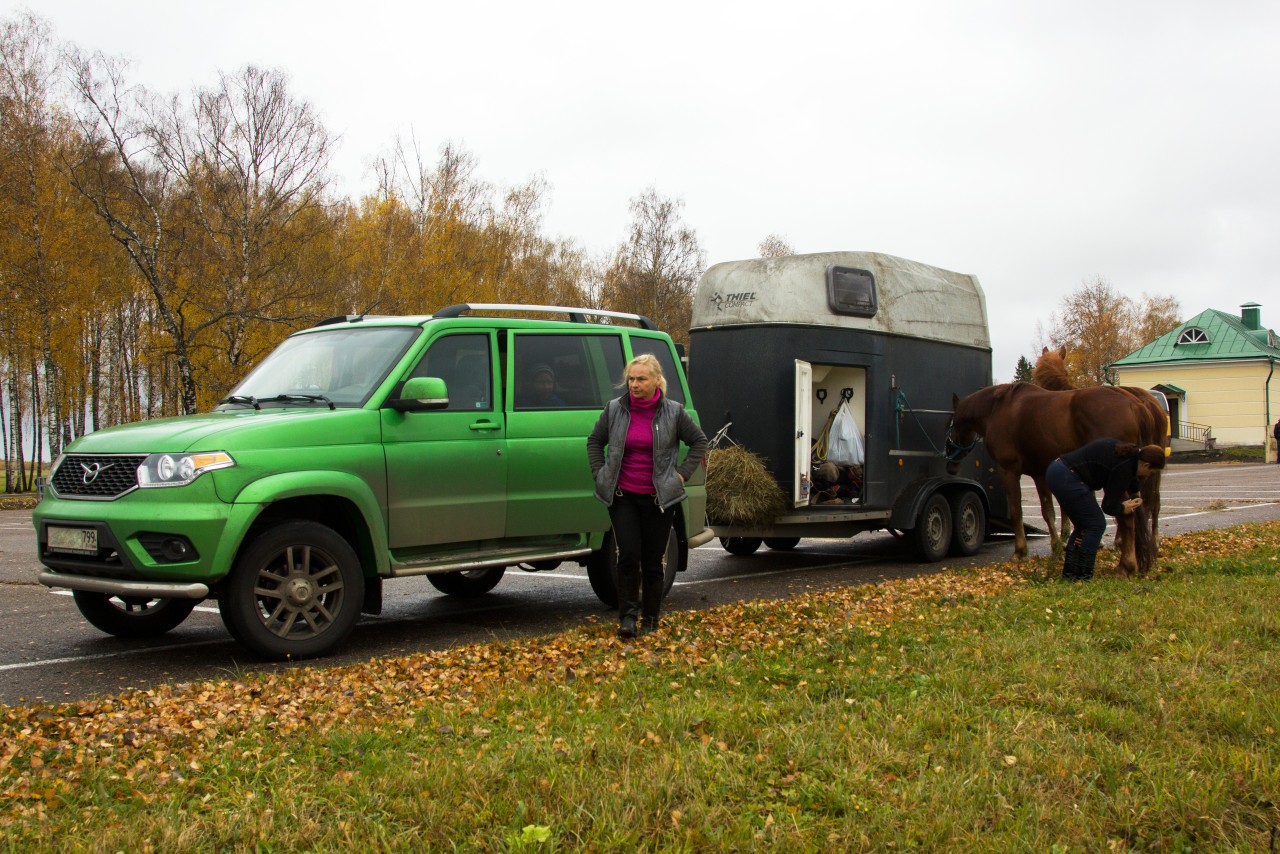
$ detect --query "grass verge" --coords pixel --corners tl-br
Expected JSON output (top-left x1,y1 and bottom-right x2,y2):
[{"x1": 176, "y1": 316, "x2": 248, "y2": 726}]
[{"x1": 2, "y1": 523, "x2": 1278, "y2": 851}]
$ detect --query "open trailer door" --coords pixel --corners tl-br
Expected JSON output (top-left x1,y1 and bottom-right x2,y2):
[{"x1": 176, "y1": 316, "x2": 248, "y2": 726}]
[{"x1": 794, "y1": 359, "x2": 813, "y2": 507}]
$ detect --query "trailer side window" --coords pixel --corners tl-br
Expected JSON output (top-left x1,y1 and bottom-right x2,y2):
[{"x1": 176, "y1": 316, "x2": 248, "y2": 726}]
[{"x1": 826, "y1": 266, "x2": 877, "y2": 318}]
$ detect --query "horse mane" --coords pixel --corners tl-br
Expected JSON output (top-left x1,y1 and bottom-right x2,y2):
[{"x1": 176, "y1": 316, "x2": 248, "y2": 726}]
[
  {"x1": 1034, "y1": 346, "x2": 1074, "y2": 390},
  {"x1": 955, "y1": 382, "x2": 1039, "y2": 422}
]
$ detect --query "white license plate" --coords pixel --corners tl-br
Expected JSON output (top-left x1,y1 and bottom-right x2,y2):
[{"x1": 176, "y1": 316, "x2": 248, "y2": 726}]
[{"x1": 47, "y1": 526, "x2": 98, "y2": 554}]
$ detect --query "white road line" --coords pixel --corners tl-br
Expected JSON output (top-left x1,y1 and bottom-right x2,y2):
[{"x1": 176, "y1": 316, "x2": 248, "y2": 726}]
[
  {"x1": 0, "y1": 639, "x2": 230, "y2": 673},
  {"x1": 673, "y1": 557, "x2": 880, "y2": 586}
]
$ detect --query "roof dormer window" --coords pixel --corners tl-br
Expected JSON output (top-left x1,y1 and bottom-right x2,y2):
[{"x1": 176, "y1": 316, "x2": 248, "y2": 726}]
[{"x1": 1176, "y1": 327, "x2": 1210, "y2": 345}]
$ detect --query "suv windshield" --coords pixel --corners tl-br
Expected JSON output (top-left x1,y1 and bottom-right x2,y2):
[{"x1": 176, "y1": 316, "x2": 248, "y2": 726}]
[{"x1": 219, "y1": 326, "x2": 419, "y2": 409}]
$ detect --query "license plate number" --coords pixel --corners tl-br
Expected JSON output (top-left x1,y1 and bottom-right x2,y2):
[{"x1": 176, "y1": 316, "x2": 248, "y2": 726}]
[{"x1": 48, "y1": 526, "x2": 98, "y2": 554}]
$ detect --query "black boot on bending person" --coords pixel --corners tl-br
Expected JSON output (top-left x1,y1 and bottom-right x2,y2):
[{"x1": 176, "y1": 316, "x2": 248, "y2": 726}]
[{"x1": 1060, "y1": 535, "x2": 1081, "y2": 581}]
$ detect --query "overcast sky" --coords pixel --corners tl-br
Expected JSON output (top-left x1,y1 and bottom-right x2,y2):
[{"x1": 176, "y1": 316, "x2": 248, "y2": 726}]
[{"x1": 20, "y1": 0, "x2": 1280, "y2": 380}]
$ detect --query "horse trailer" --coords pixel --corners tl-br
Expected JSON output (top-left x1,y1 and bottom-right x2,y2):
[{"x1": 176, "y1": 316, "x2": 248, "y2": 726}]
[{"x1": 687, "y1": 251, "x2": 1012, "y2": 560}]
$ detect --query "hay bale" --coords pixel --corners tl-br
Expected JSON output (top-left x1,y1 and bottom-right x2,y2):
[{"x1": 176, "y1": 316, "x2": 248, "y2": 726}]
[{"x1": 705, "y1": 445, "x2": 786, "y2": 527}]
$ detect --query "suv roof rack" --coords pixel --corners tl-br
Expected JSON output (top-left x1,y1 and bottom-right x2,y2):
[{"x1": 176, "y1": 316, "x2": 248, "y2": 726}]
[{"x1": 433, "y1": 303, "x2": 658, "y2": 330}]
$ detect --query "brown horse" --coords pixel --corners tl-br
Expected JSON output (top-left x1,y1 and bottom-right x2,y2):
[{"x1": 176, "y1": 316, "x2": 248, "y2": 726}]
[
  {"x1": 1034, "y1": 346, "x2": 1169, "y2": 546},
  {"x1": 946, "y1": 382, "x2": 1165, "y2": 575}
]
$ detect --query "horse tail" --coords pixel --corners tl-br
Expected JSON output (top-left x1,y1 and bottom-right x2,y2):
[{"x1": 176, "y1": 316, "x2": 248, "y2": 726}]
[{"x1": 1134, "y1": 503, "x2": 1157, "y2": 574}]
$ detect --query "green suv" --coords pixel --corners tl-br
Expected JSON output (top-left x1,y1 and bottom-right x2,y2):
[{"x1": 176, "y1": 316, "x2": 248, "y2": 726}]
[{"x1": 34, "y1": 305, "x2": 709, "y2": 660}]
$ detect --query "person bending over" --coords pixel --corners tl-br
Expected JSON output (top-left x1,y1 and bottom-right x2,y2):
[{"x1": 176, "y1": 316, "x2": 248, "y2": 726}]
[{"x1": 1046, "y1": 438, "x2": 1166, "y2": 580}]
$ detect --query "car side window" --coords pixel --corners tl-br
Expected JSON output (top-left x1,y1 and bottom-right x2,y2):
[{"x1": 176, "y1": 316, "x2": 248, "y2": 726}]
[
  {"x1": 629, "y1": 337, "x2": 685, "y2": 404},
  {"x1": 409, "y1": 333, "x2": 492, "y2": 411},
  {"x1": 513, "y1": 333, "x2": 625, "y2": 410}
]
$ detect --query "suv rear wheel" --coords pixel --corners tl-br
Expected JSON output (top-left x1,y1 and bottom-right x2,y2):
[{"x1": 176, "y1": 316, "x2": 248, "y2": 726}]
[
  {"x1": 427, "y1": 567, "x2": 506, "y2": 596},
  {"x1": 221, "y1": 520, "x2": 364, "y2": 660}
]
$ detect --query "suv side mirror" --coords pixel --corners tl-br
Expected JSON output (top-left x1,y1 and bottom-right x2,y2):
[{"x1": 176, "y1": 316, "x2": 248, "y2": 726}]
[{"x1": 390, "y1": 376, "x2": 449, "y2": 412}]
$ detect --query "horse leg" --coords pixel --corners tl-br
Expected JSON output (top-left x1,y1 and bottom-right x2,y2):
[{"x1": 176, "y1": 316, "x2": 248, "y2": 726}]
[
  {"x1": 1115, "y1": 513, "x2": 1138, "y2": 577},
  {"x1": 1031, "y1": 475, "x2": 1059, "y2": 550},
  {"x1": 1144, "y1": 470, "x2": 1162, "y2": 547},
  {"x1": 1005, "y1": 470, "x2": 1027, "y2": 560}
]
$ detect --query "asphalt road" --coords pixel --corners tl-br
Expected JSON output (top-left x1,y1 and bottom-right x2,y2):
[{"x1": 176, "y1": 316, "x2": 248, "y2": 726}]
[{"x1": 2, "y1": 461, "x2": 1278, "y2": 706}]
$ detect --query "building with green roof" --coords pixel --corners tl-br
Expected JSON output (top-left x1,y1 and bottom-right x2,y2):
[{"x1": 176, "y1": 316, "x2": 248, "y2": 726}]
[{"x1": 1109, "y1": 303, "x2": 1279, "y2": 451}]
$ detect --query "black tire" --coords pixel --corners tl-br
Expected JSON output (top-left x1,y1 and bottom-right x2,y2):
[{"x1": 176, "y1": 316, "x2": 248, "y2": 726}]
[
  {"x1": 720, "y1": 536, "x2": 763, "y2": 556},
  {"x1": 949, "y1": 491, "x2": 987, "y2": 557},
  {"x1": 72, "y1": 591, "x2": 198, "y2": 638},
  {"x1": 764, "y1": 537, "x2": 800, "y2": 551},
  {"x1": 220, "y1": 520, "x2": 365, "y2": 661},
  {"x1": 912, "y1": 493, "x2": 953, "y2": 562},
  {"x1": 587, "y1": 527, "x2": 681, "y2": 609},
  {"x1": 427, "y1": 567, "x2": 506, "y2": 597}
]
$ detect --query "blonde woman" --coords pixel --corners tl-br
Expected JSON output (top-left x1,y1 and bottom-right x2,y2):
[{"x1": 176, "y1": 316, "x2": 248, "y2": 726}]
[{"x1": 587, "y1": 354, "x2": 707, "y2": 638}]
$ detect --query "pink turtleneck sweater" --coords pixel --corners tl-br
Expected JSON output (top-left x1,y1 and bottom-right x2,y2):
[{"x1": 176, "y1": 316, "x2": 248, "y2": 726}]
[{"x1": 617, "y1": 389, "x2": 661, "y2": 494}]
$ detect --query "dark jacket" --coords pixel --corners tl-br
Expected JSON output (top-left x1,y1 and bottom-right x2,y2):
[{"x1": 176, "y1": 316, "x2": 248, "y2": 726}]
[
  {"x1": 586, "y1": 392, "x2": 708, "y2": 510},
  {"x1": 1060, "y1": 438, "x2": 1139, "y2": 517}
]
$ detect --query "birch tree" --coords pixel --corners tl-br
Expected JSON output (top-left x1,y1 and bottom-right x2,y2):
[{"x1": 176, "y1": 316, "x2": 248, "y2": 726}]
[
  {"x1": 1038, "y1": 277, "x2": 1181, "y2": 386},
  {"x1": 597, "y1": 187, "x2": 704, "y2": 342}
]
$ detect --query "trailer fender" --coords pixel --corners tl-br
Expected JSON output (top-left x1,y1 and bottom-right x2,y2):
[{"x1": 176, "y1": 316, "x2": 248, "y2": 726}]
[{"x1": 888, "y1": 477, "x2": 988, "y2": 530}]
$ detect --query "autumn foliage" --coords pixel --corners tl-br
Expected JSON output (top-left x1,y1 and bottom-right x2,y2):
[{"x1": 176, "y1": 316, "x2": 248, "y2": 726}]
[{"x1": 0, "y1": 13, "x2": 705, "y2": 492}]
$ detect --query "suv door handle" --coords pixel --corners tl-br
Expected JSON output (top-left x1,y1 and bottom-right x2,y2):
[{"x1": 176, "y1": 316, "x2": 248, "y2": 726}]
[{"x1": 469, "y1": 421, "x2": 500, "y2": 431}]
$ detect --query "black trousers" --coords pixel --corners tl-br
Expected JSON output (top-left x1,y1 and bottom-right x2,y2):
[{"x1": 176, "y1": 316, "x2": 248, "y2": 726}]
[
  {"x1": 608, "y1": 490, "x2": 674, "y2": 620},
  {"x1": 1046, "y1": 459, "x2": 1105, "y2": 558}
]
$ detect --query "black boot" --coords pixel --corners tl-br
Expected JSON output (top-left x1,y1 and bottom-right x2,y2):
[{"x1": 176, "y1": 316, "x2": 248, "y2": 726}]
[
  {"x1": 639, "y1": 582, "x2": 663, "y2": 636},
  {"x1": 1060, "y1": 537, "x2": 1081, "y2": 581},
  {"x1": 1075, "y1": 548, "x2": 1097, "y2": 581},
  {"x1": 617, "y1": 563, "x2": 641, "y2": 639}
]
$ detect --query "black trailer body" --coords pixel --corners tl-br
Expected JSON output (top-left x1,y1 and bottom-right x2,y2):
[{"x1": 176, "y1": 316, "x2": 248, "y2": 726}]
[{"x1": 687, "y1": 251, "x2": 1012, "y2": 560}]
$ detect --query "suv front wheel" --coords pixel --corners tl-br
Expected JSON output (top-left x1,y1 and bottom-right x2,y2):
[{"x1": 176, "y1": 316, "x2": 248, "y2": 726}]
[{"x1": 221, "y1": 520, "x2": 364, "y2": 660}]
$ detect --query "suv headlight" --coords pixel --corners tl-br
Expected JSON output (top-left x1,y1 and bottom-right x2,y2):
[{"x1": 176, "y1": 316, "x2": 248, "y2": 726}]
[{"x1": 138, "y1": 451, "x2": 236, "y2": 488}]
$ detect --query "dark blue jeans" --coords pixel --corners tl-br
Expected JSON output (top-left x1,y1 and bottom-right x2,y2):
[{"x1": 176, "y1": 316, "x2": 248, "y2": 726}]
[
  {"x1": 1046, "y1": 459, "x2": 1105, "y2": 557},
  {"x1": 607, "y1": 490, "x2": 674, "y2": 620}
]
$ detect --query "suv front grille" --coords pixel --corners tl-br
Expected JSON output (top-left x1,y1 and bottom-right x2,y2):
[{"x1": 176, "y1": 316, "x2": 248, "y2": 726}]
[{"x1": 51, "y1": 454, "x2": 147, "y2": 499}]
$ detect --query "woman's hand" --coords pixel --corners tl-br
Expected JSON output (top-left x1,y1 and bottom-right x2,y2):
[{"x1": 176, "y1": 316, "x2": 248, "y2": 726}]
[{"x1": 1122, "y1": 497, "x2": 1143, "y2": 514}]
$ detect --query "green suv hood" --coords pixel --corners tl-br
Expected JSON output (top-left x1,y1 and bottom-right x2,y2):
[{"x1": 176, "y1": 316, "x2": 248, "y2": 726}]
[{"x1": 62, "y1": 409, "x2": 382, "y2": 454}]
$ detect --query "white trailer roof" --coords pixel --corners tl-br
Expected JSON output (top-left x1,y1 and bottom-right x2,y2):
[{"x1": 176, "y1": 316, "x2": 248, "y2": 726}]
[{"x1": 690, "y1": 251, "x2": 991, "y2": 350}]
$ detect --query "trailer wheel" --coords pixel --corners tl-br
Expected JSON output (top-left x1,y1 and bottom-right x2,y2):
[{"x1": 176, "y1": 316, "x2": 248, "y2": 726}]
[
  {"x1": 588, "y1": 528, "x2": 680, "y2": 609},
  {"x1": 949, "y1": 491, "x2": 987, "y2": 557},
  {"x1": 912, "y1": 494, "x2": 952, "y2": 562},
  {"x1": 720, "y1": 537, "x2": 763, "y2": 556},
  {"x1": 764, "y1": 537, "x2": 800, "y2": 551}
]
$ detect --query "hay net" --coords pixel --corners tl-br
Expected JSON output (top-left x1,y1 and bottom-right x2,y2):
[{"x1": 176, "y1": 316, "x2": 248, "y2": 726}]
[{"x1": 704, "y1": 423, "x2": 786, "y2": 528}]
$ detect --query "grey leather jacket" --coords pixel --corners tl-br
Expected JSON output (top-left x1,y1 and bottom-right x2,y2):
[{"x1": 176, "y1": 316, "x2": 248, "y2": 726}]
[{"x1": 586, "y1": 393, "x2": 708, "y2": 510}]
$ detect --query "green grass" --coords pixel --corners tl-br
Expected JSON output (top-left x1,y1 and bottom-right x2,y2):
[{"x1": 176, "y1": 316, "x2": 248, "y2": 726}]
[{"x1": 3, "y1": 524, "x2": 1279, "y2": 851}]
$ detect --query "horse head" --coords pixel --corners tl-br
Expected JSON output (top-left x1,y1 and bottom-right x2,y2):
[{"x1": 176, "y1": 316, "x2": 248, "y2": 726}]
[
  {"x1": 945, "y1": 391, "x2": 981, "y2": 474},
  {"x1": 1033, "y1": 346, "x2": 1074, "y2": 391}
]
